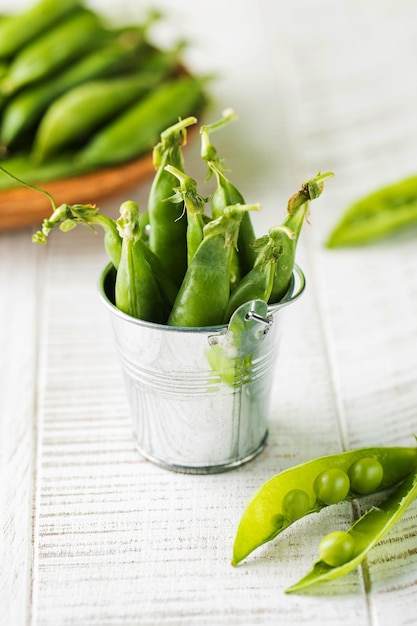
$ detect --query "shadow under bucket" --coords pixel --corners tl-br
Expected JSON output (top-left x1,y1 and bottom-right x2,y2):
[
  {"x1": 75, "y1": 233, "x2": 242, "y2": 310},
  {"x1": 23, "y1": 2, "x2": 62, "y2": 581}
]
[{"x1": 98, "y1": 264, "x2": 305, "y2": 474}]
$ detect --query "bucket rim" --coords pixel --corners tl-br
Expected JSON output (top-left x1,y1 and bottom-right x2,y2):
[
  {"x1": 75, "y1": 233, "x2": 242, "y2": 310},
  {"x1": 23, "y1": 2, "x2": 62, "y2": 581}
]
[{"x1": 97, "y1": 262, "x2": 305, "y2": 333}]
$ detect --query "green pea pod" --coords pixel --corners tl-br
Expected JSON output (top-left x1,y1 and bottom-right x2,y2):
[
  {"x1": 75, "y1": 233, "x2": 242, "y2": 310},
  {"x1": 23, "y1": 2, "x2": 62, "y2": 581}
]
[
  {"x1": 115, "y1": 200, "x2": 166, "y2": 323},
  {"x1": 163, "y1": 163, "x2": 208, "y2": 267},
  {"x1": 168, "y1": 203, "x2": 260, "y2": 328},
  {"x1": 286, "y1": 461, "x2": 417, "y2": 593},
  {"x1": 0, "y1": 23, "x2": 158, "y2": 149},
  {"x1": 147, "y1": 117, "x2": 197, "y2": 289},
  {"x1": 78, "y1": 75, "x2": 207, "y2": 167},
  {"x1": 0, "y1": 0, "x2": 81, "y2": 60},
  {"x1": 269, "y1": 171, "x2": 334, "y2": 304},
  {"x1": 326, "y1": 174, "x2": 417, "y2": 247},
  {"x1": 200, "y1": 108, "x2": 257, "y2": 274},
  {"x1": 2, "y1": 8, "x2": 106, "y2": 95},
  {"x1": 32, "y1": 70, "x2": 172, "y2": 161},
  {"x1": 231, "y1": 444, "x2": 417, "y2": 566},
  {"x1": 222, "y1": 230, "x2": 286, "y2": 323}
]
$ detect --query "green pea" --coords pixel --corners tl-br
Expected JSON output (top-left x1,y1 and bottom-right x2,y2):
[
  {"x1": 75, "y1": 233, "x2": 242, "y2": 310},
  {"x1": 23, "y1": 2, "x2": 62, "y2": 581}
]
[
  {"x1": 318, "y1": 531, "x2": 355, "y2": 567},
  {"x1": 282, "y1": 489, "x2": 311, "y2": 521},
  {"x1": 313, "y1": 468, "x2": 350, "y2": 505},
  {"x1": 348, "y1": 457, "x2": 383, "y2": 494},
  {"x1": 271, "y1": 514, "x2": 286, "y2": 531}
]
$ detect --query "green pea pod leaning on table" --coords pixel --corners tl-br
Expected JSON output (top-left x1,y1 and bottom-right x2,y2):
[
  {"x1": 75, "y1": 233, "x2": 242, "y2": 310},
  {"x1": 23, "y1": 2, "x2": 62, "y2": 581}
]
[
  {"x1": 326, "y1": 173, "x2": 417, "y2": 247},
  {"x1": 78, "y1": 75, "x2": 208, "y2": 168},
  {"x1": 0, "y1": 0, "x2": 81, "y2": 60},
  {"x1": 1, "y1": 8, "x2": 106, "y2": 95},
  {"x1": 286, "y1": 456, "x2": 417, "y2": 593},
  {"x1": 269, "y1": 171, "x2": 333, "y2": 303},
  {"x1": 200, "y1": 108, "x2": 257, "y2": 276},
  {"x1": 231, "y1": 443, "x2": 417, "y2": 567},
  {"x1": 167, "y1": 203, "x2": 260, "y2": 328},
  {"x1": 147, "y1": 117, "x2": 197, "y2": 290}
]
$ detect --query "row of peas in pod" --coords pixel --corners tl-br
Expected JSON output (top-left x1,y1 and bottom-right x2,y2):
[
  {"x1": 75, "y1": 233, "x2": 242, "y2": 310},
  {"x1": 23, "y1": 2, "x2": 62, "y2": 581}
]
[
  {"x1": 28, "y1": 109, "x2": 333, "y2": 327},
  {"x1": 232, "y1": 441, "x2": 417, "y2": 593},
  {"x1": 0, "y1": 0, "x2": 207, "y2": 191}
]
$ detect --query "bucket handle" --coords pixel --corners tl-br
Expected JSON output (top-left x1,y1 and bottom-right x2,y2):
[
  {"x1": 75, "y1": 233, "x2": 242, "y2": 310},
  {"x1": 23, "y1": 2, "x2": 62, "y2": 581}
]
[{"x1": 207, "y1": 264, "x2": 305, "y2": 358}]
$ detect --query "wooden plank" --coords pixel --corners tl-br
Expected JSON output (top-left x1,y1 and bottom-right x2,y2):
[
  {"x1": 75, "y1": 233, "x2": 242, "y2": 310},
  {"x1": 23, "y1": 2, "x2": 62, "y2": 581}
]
[{"x1": 0, "y1": 230, "x2": 40, "y2": 626}]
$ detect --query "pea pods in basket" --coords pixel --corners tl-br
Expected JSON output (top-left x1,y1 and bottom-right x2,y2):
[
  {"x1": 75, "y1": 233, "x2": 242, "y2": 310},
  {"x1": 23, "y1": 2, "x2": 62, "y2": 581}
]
[{"x1": 0, "y1": 0, "x2": 208, "y2": 206}]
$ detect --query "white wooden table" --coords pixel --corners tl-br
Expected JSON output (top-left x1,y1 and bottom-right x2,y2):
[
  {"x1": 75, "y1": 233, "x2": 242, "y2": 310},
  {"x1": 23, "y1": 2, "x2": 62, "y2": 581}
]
[{"x1": 1, "y1": 1, "x2": 417, "y2": 624}]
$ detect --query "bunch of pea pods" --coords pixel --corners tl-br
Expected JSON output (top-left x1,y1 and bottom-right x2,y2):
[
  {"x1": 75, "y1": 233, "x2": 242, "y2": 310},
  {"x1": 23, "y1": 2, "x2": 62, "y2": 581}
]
[
  {"x1": 29, "y1": 109, "x2": 332, "y2": 327},
  {"x1": 0, "y1": 0, "x2": 206, "y2": 189}
]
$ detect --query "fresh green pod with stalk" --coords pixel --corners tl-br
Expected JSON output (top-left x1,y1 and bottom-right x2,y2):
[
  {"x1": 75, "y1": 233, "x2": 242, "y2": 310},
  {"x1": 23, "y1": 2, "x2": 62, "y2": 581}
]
[
  {"x1": 1, "y1": 8, "x2": 106, "y2": 95},
  {"x1": 0, "y1": 20, "x2": 160, "y2": 150},
  {"x1": 286, "y1": 459, "x2": 417, "y2": 592},
  {"x1": 200, "y1": 108, "x2": 257, "y2": 275},
  {"x1": 78, "y1": 75, "x2": 207, "y2": 167},
  {"x1": 269, "y1": 171, "x2": 333, "y2": 304},
  {"x1": 147, "y1": 117, "x2": 197, "y2": 289},
  {"x1": 0, "y1": 0, "x2": 81, "y2": 60},
  {"x1": 232, "y1": 443, "x2": 417, "y2": 567},
  {"x1": 115, "y1": 200, "x2": 167, "y2": 323},
  {"x1": 168, "y1": 203, "x2": 260, "y2": 328},
  {"x1": 32, "y1": 69, "x2": 174, "y2": 160},
  {"x1": 164, "y1": 163, "x2": 208, "y2": 267}
]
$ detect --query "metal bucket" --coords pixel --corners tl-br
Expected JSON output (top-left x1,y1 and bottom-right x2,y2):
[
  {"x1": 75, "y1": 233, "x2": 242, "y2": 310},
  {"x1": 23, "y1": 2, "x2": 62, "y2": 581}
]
[{"x1": 98, "y1": 264, "x2": 305, "y2": 474}]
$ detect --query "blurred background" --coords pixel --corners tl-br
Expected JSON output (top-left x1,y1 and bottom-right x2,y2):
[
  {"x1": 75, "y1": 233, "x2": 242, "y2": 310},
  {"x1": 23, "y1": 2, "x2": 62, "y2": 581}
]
[{"x1": 3, "y1": 0, "x2": 417, "y2": 241}]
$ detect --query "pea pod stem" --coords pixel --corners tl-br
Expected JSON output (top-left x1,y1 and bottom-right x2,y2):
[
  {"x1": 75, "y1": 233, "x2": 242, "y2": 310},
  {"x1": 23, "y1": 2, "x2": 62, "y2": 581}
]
[
  {"x1": 286, "y1": 462, "x2": 417, "y2": 593},
  {"x1": 231, "y1": 444, "x2": 417, "y2": 567},
  {"x1": 164, "y1": 163, "x2": 209, "y2": 266},
  {"x1": 269, "y1": 171, "x2": 334, "y2": 303},
  {"x1": 200, "y1": 108, "x2": 257, "y2": 273},
  {"x1": 32, "y1": 201, "x2": 122, "y2": 269},
  {"x1": 0, "y1": 162, "x2": 120, "y2": 266}
]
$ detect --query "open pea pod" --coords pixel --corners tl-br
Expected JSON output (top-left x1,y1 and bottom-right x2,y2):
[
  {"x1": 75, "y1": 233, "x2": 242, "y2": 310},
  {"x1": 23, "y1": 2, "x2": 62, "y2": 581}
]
[
  {"x1": 232, "y1": 444, "x2": 417, "y2": 566},
  {"x1": 286, "y1": 463, "x2": 417, "y2": 593}
]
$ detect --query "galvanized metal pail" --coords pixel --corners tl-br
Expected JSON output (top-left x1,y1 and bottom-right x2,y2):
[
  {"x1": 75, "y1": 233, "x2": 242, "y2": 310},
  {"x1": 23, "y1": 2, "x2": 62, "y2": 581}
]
[{"x1": 98, "y1": 264, "x2": 305, "y2": 473}]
